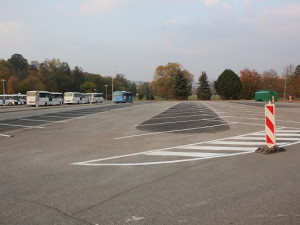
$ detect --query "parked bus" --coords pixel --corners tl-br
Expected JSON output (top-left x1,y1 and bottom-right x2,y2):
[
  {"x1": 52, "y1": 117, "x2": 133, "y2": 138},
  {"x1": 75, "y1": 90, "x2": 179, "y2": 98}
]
[
  {"x1": 14, "y1": 94, "x2": 26, "y2": 105},
  {"x1": 113, "y1": 91, "x2": 133, "y2": 103},
  {"x1": 0, "y1": 94, "x2": 19, "y2": 106},
  {"x1": 26, "y1": 91, "x2": 51, "y2": 106},
  {"x1": 64, "y1": 92, "x2": 81, "y2": 104},
  {"x1": 50, "y1": 92, "x2": 63, "y2": 105},
  {"x1": 88, "y1": 93, "x2": 104, "y2": 103},
  {"x1": 80, "y1": 93, "x2": 89, "y2": 104}
]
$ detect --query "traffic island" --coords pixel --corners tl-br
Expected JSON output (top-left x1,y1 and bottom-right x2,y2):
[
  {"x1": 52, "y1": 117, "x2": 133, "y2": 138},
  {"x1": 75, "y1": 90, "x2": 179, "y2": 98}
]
[{"x1": 255, "y1": 145, "x2": 286, "y2": 154}]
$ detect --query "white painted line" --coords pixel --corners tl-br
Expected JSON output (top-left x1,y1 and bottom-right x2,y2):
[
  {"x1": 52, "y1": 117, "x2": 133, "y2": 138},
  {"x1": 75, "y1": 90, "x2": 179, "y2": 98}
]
[
  {"x1": 145, "y1": 151, "x2": 227, "y2": 158},
  {"x1": 136, "y1": 118, "x2": 220, "y2": 127},
  {"x1": 151, "y1": 114, "x2": 214, "y2": 120},
  {"x1": 276, "y1": 130, "x2": 300, "y2": 133},
  {"x1": 0, "y1": 123, "x2": 45, "y2": 129},
  {"x1": 230, "y1": 136, "x2": 300, "y2": 141},
  {"x1": 0, "y1": 134, "x2": 12, "y2": 137},
  {"x1": 179, "y1": 146, "x2": 257, "y2": 151},
  {"x1": 210, "y1": 141, "x2": 268, "y2": 146},
  {"x1": 114, "y1": 122, "x2": 234, "y2": 140},
  {"x1": 158, "y1": 111, "x2": 209, "y2": 116},
  {"x1": 19, "y1": 118, "x2": 68, "y2": 123},
  {"x1": 71, "y1": 152, "x2": 250, "y2": 166},
  {"x1": 251, "y1": 133, "x2": 300, "y2": 137},
  {"x1": 277, "y1": 120, "x2": 300, "y2": 124},
  {"x1": 42, "y1": 115, "x2": 73, "y2": 118}
]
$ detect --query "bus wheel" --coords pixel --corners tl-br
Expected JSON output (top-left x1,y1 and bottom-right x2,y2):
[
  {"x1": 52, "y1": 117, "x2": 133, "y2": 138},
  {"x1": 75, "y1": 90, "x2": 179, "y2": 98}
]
[{"x1": 8, "y1": 102, "x2": 13, "y2": 106}]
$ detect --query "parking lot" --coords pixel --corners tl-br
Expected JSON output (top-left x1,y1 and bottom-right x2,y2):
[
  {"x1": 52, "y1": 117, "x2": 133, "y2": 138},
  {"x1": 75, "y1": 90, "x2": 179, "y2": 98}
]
[{"x1": 1, "y1": 101, "x2": 300, "y2": 225}]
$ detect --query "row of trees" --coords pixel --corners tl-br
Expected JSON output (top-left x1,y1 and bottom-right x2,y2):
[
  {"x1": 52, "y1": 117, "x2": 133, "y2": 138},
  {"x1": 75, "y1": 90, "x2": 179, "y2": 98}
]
[
  {"x1": 142, "y1": 62, "x2": 300, "y2": 101},
  {"x1": 1, "y1": 54, "x2": 299, "y2": 101},
  {"x1": 0, "y1": 54, "x2": 137, "y2": 99}
]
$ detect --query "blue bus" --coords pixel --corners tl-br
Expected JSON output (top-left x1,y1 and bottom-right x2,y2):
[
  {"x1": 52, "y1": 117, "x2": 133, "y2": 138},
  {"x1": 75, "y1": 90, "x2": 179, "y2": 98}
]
[{"x1": 113, "y1": 91, "x2": 133, "y2": 103}]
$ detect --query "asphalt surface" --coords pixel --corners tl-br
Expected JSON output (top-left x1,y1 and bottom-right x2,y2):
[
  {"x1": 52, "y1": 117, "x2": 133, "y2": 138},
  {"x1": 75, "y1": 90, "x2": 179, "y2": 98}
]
[
  {"x1": 0, "y1": 101, "x2": 299, "y2": 225},
  {"x1": 137, "y1": 102, "x2": 229, "y2": 133}
]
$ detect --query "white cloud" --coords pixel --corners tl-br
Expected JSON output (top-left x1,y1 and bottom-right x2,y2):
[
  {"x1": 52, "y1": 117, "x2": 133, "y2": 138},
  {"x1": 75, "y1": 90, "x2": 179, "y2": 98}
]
[
  {"x1": 164, "y1": 16, "x2": 193, "y2": 26},
  {"x1": 80, "y1": 0, "x2": 128, "y2": 13},
  {"x1": 203, "y1": 0, "x2": 219, "y2": 6}
]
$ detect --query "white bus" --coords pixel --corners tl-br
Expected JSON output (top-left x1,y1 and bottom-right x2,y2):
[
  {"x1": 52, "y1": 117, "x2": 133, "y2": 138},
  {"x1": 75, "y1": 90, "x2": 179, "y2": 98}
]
[
  {"x1": 26, "y1": 91, "x2": 51, "y2": 106},
  {"x1": 14, "y1": 94, "x2": 27, "y2": 105},
  {"x1": 80, "y1": 93, "x2": 89, "y2": 104},
  {"x1": 50, "y1": 92, "x2": 63, "y2": 105},
  {"x1": 88, "y1": 93, "x2": 104, "y2": 103},
  {"x1": 64, "y1": 92, "x2": 81, "y2": 104},
  {"x1": 0, "y1": 94, "x2": 19, "y2": 106}
]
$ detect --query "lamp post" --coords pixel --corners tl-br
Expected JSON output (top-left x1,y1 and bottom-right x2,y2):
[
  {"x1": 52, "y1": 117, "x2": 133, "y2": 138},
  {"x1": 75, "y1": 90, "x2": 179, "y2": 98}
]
[
  {"x1": 104, "y1": 85, "x2": 108, "y2": 102},
  {"x1": 1, "y1": 79, "x2": 6, "y2": 107},
  {"x1": 111, "y1": 66, "x2": 117, "y2": 104}
]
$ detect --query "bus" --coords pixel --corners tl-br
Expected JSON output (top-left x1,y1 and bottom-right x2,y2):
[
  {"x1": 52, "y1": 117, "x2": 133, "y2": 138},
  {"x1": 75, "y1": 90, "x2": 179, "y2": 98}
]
[
  {"x1": 26, "y1": 91, "x2": 51, "y2": 106},
  {"x1": 88, "y1": 93, "x2": 104, "y2": 103},
  {"x1": 80, "y1": 93, "x2": 89, "y2": 104},
  {"x1": 113, "y1": 91, "x2": 133, "y2": 103},
  {"x1": 50, "y1": 92, "x2": 63, "y2": 105},
  {"x1": 64, "y1": 92, "x2": 81, "y2": 104},
  {"x1": 15, "y1": 94, "x2": 26, "y2": 105},
  {"x1": 0, "y1": 94, "x2": 19, "y2": 106}
]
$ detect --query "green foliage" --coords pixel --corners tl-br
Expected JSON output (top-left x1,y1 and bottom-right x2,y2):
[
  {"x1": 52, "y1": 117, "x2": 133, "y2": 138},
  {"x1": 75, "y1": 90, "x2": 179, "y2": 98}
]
[
  {"x1": 173, "y1": 70, "x2": 190, "y2": 100},
  {"x1": 197, "y1": 71, "x2": 212, "y2": 100},
  {"x1": 214, "y1": 69, "x2": 242, "y2": 100},
  {"x1": 295, "y1": 65, "x2": 300, "y2": 77},
  {"x1": 80, "y1": 82, "x2": 96, "y2": 93},
  {"x1": 8, "y1": 54, "x2": 28, "y2": 70},
  {"x1": 0, "y1": 53, "x2": 137, "y2": 95},
  {"x1": 137, "y1": 82, "x2": 153, "y2": 100},
  {"x1": 151, "y1": 62, "x2": 193, "y2": 99}
]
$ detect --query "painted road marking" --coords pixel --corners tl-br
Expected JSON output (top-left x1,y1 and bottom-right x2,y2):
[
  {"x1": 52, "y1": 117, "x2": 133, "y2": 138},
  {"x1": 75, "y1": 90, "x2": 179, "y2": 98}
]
[
  {"x1": 19, "y1": 118, "x2": 68, "y2": 123},
  {"x1": 0, "y1": 123, "x2": 45, "y2": 129},
  {"x1": 209, "y1": 141, "x2": 286, "y2": 146},
  {"x1": 0, "y1": 133, "x2": 12, "y2": 137},
  {"x1": 230, "y1": 136, "x2": 300, "y2": 141},
  {"x1": 145, "y1": 151, "x2": 227, "y2": 158},
  {"x1": 136, "y1": 118, "x2": 220, "y2": 127},
  {"x1": 114, "y1": 123, "x2": 234, "y2": 140},
  {"x1": 179, "y1": 146, "x2": 257, "y2": 151},
  {"x1": 72, "y1": 128, "x2": 300, "y2": 166},
  {"x1": 149, "y1": 114, "x2": 214, "y2": 120}
]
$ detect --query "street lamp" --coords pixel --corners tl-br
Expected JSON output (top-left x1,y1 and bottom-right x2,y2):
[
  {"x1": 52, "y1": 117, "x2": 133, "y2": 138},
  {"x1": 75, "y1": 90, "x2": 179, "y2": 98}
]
[
  {"x1": 104, "y1": 85, "x2": 108, "y2": 102},
  {"x1": 112, "y1": 66, "x2": 117, "y2": 104},
  {"x1": 1, "y1": 79, "x2": 6, "y2": 107}
]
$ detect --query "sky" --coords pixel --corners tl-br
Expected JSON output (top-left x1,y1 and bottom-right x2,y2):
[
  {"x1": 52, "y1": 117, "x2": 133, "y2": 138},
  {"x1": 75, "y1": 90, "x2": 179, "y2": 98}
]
[{"x1": 0, "y1": 0, "x2": 299, "y2": 82}]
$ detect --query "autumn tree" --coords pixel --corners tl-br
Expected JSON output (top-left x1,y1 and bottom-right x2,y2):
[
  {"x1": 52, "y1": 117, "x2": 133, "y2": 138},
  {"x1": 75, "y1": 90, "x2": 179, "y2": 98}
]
[
  {"x1": 197, "y1": 71, "x2": 212, "y2": 100},
  {"x1": 239, "y1": 68, "x2": 261, "y2": 100},
  {"x1": 214, "y1": 69, "x2": 242, "y2": 100},
  {"x1": 282, "y1": 64, "x2": 297, "y2": 99},
  {"x1": 151, "y1": 62, "x2": 193, "y2": 99},
  {"x1": 261, "y1": 69, "x2": 283, "y2": 98}
]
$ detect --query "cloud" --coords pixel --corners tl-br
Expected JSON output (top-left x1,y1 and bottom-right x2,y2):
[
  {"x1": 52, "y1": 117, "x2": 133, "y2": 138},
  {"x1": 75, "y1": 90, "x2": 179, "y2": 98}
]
[
  {"x1": 80, "y1": 0, "x2": 128, "y2": 13},
  {"x1": 164, "y1": 16, "x2": 193, "y2": 27},
  {"x1": 203, "y1": 0, "x2": 219, "y2": 6}
]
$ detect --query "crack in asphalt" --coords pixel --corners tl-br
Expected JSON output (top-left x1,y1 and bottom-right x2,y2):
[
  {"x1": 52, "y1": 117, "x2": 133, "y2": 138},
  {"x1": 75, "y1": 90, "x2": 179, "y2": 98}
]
[
  {"x1": 17, "y1": 198, "x2": 94, "y2": 225},
  {"x1": 71, "y1": 161, "x2": 211, "y2": 217}
]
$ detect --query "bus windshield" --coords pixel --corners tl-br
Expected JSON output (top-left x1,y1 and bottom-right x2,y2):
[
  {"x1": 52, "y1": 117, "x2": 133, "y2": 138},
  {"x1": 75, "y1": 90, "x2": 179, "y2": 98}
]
[
  {"x1": 27, "y1": 92, "x2": 36, "y2": 96},
  {"x1": 64, "y1": 93, "x2": 73, "y2": 97}
]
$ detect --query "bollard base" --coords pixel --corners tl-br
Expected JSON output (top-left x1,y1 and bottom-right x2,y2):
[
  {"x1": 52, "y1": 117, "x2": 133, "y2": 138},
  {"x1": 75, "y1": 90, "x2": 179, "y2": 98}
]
[{"x1": 255, "y1": 145, "x2": 286, "y2": 154}]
